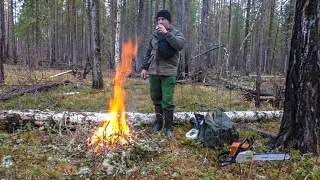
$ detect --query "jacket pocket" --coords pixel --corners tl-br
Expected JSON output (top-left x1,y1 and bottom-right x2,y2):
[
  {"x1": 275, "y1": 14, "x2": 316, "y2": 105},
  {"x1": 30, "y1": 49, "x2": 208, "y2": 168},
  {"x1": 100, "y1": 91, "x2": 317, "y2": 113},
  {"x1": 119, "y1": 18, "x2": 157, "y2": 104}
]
[{"x1": 148, "y1": 51, "x2": 156, "y2": 63}]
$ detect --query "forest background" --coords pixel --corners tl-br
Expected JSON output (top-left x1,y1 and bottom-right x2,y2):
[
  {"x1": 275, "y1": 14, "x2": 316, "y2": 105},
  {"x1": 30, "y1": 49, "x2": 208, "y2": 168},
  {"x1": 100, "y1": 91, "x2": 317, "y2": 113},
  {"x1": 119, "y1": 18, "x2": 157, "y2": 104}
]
[{"x1": 0, "y1": 0, "x2": 295, "y2": 80}]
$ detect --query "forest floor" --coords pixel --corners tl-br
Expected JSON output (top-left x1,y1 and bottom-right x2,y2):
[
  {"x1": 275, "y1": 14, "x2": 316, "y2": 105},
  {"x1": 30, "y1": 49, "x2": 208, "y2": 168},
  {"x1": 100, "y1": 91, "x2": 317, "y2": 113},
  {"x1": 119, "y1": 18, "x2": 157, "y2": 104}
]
[{"x1": 0, "y1": 64, "x2": 319, "y2": 179}]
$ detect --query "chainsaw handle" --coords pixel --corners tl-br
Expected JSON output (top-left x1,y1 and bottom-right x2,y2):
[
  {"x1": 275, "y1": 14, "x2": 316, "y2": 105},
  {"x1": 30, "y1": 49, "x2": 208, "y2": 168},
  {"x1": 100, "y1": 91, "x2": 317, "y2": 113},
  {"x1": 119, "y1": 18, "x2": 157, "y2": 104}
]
[
  {"x1": 233, "y1": 136, "x2": 254, "y2": 158},
  {"x1": 217, "y1": 151, "x2": 230, "y2": 161}
]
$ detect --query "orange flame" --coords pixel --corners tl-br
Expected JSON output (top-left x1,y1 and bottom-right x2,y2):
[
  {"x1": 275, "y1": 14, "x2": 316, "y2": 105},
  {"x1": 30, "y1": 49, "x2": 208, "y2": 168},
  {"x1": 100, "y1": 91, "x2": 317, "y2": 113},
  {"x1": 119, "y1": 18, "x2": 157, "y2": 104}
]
[{"x1": 87, "y1": 40, "x2": 138, "y2": 153}]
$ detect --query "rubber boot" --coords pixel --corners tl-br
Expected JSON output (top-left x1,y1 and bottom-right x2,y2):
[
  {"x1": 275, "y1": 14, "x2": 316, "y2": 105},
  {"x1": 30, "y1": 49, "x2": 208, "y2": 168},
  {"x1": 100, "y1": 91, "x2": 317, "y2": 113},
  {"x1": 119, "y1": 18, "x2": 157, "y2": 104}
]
[
  {"x1": 164, "y1": 109, "x2": 174, "y2": 137},
  {"x1": 153, "y1": 105, "x2": 163, "y2": 132}
]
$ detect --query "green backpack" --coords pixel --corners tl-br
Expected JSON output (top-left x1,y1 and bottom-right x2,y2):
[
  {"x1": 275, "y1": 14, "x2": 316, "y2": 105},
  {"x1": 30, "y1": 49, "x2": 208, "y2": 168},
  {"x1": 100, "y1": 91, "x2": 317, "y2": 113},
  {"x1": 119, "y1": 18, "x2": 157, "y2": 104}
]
[{"x1": 199, "y1": 109, "x2": 239, "y2": 149}]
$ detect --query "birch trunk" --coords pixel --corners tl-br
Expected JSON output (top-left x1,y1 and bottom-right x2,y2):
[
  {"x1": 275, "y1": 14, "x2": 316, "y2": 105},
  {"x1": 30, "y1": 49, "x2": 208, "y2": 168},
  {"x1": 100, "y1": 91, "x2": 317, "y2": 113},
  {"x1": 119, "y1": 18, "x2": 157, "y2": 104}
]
[
  {"x1": 0, "y1": 109, "x2": 283, "y2": 127},
  {"x1": 114, "y1": 0, "x2": 122, "y2": 68}
]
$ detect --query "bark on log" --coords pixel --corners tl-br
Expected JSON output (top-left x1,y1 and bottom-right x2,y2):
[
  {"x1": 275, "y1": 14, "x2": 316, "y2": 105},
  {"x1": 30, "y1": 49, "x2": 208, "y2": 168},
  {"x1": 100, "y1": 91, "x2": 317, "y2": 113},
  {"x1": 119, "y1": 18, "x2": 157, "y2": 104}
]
[
  {"x1": 0, "y1": 80, "x2": 71, "y2": 101},
  {"x1": 0, "y1": 109, "x2": 283, "y2": 128},
  {"x1": 224, "y1": 111, "x2": 283, "y2": 122}
]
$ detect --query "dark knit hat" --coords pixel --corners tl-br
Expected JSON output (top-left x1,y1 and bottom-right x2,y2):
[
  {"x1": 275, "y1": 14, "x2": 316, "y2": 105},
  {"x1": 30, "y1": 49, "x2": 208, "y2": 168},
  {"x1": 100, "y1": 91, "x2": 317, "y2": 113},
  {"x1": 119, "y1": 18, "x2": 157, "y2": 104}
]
[{"x1": 157, "y1": 9, "x2": 171, "y2": 22}]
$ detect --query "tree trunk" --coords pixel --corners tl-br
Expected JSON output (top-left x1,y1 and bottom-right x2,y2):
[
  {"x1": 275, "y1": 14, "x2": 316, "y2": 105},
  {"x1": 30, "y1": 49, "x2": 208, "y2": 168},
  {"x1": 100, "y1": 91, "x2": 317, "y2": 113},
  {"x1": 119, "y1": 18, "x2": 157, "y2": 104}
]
[
  {"x1": 243, "y1": 0, "x2": 251, "y2": 74},
  {"x1": 5, "y1": 2, "x2": 9, "y2": 62},
  {"x1": 149, "y1": 0, "x2": 153, "y2": 33},
  {"x1": 217, "y1": 0, "x2": 224, "y2": 69},
  {"x1": 255, "y1": 0, "x2": 265, "y2": 108},
  {"x1": 70, "y1": 0, "x2": 77, "y2": 66},
  {"x1": 45, "y1": 0, "x2": 50, "y2": 66},
  {"x1": 26, "y1": 1, "x2": 31, "y2": 67},
  {"x1": 154, "y1": 0, "x2": 159, "y2": 28},
  {"x1": 271, "y1": 0, "x2": 282, "y2": 73},
  {"x1": 265, "y1": 0, "x2": 275, "y2": 73},
  {"x1": 35, "y1": 0, "x2": 40, "y2": 67},
  {"x1": 91, "y1": 0, "x2": 104, "y2": 89},
  {"x1": 60, "y1": 1, "x2": 64, "y2": 64},
  {"x1": 281, "y1": 0, "x2": 295, "y2": 73},
  {"x1": 169, "y1": 0, "x2": 173, "y2": 17},
  {"x1": 87, "y1": 0, "x2": 92, "y2": 64},
  {"x1": 194, "y1": 0, "x2": 209, "y2": 82},
  {"x1": 177, "y1": 0, "x2": 182, "y2": 31},
  {"x1": 183, "y1": 0, "x2": 189, "y2": 77},
  {"x1": 176, "y1": 0, "x2": 185, "y2": 79},
  {"x1": 109, "y1": 0, "x2": 115, "y2": 69},
  {"x1": 134, "y1": 0, "x2": 139, "y2": 73},
  {"x1": 53, "y1": 0, "x2": 59, "y2": 66},
  {"x1": 114, "y1": 0, "x2": 122, "y2": 68},
  {"x1": 67, "y1": 0, "x2": 71, "y2": 64},
  {"x1": 134, "y1": 0, "x2": 144, "y2": 72},
  {"x1": 274, "y1": 0, "x2": 320, "y2": 155},
  {"x1": 0, "y1": 0, "x2": 4, "y2": 84},
  {"x1": 9, "y1": 0, "x2": 17, "y2": 64},
  {"x1": 121, "y1": 0, "x2": 127, "y2": 44},
  {"x1": 226, "y1": 0, "x2": 232, "y2": 71},
  {"x1": 80, "y1": 0, "x2": 85, "y2": 65}
]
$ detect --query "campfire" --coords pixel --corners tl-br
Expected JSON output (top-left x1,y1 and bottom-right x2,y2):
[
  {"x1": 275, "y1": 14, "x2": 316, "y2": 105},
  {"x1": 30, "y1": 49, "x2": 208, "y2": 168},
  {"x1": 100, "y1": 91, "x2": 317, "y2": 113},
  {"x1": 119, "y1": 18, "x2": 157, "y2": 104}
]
[{"x1": 87, "y1": 40, "x2": 138, "y2": 153}]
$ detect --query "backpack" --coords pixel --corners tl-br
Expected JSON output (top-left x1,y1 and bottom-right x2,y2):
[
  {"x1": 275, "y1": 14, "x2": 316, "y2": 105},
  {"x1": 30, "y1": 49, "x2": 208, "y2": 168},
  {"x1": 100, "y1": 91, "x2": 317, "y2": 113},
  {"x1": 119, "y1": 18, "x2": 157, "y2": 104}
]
[{"x1": 198, "y1": 110, "x2": 239, "y2": 149}]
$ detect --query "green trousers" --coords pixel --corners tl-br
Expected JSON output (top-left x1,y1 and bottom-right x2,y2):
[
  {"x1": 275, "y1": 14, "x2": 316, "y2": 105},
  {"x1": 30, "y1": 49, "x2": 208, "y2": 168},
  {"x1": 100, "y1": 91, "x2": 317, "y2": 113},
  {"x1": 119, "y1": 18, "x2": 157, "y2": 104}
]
[{"x1": 148, "y1": 75, "x2": 176, "y2": 111}]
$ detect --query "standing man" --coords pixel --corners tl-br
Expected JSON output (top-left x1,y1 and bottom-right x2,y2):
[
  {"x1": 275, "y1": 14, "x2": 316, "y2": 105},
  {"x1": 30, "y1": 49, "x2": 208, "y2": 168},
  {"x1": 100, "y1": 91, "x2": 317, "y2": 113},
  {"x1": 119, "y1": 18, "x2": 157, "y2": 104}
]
[{"x1": 141, "y1": 10, "x2": 185, "y2": 137}]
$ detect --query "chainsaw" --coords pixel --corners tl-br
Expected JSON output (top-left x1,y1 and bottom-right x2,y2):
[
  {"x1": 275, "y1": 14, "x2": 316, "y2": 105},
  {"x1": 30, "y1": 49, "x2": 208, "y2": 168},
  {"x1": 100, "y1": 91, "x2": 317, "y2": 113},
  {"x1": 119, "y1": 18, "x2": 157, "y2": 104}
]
[{"x1": 218, "y1": 136, "x2": 290, "y2": 167}]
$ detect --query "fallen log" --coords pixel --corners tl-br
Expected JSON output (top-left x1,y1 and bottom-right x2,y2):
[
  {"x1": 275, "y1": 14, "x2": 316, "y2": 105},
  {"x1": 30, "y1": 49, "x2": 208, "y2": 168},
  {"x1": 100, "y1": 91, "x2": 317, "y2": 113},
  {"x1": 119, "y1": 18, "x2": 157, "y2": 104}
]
[
  {"x1": 220, "y1": 78, "x2": 274, "y2": 96},
  {"x1": 243, "y1": 93, "x2": 275, "y2": 102},
  {"x1": 249, "y1": 75, "x2": 285, "y2": 79},
  {"x1": 0, "y1": 109, "x2": 283, "y2": 128},
  {"x1": 239, "y1": 125, "x2": 277, "y2": 138},
  {"x1": 50, "y1": 70, "x2": 73, "y2": 78},
  {"x1": 0, "y1": 80, "x2": 71, "y2": 101}
]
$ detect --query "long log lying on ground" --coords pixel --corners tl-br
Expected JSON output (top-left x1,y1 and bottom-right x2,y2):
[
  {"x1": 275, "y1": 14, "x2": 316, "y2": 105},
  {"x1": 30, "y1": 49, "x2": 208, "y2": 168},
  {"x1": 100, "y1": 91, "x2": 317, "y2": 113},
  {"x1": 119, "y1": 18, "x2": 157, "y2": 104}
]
[
  {"x1": 0, "y1": 109, "x2": 283, "y2": 127},
  {"x1": 220, "y1": 78, "x2": 274, "y2": 96},
  {"x1": 0, "y1": 80, "x2": 71, "y2": 101},
  {"x1": 239, "y1": 125, "x2": 277, "y2": 138}
]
